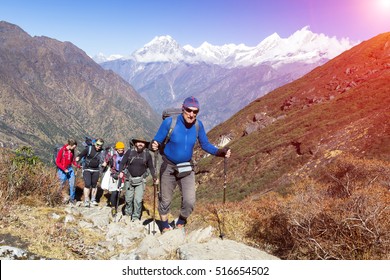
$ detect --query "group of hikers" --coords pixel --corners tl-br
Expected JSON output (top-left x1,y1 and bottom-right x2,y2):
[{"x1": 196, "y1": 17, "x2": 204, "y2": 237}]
[{"x1": 55, "y1": 96, "x2": 231, "y2": 233}]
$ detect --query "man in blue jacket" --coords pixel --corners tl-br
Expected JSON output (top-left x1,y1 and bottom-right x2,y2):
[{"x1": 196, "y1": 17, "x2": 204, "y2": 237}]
[{"x1": 151, "y1": 96, "x2": 231, "y2": 232}]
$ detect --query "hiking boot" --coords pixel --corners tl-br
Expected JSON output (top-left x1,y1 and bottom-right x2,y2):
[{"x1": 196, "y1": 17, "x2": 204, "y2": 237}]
[
  {"x1": 69, "y1": 199, "x2": 76, "y2": 205},
  {"x1": 84, "y1": 200, "x2": 90, "y2": 208},
  {"x1": 162, "y1": 227, "x2": 172, "y2": 234},
  {"x1": 111, "y1": 207, "x2": 117, "y2": 217},
  {"x1": 131, "y1": 216, "x2": 140, "y2": 222},
  {"x1": 91, "y1": 200, "x2": 98, "y2": 206},
  {"x1": 176, "y1": 223, "x2": 187, "y2": 236}
]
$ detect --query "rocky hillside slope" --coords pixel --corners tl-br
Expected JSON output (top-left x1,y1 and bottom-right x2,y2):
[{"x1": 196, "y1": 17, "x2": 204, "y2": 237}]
[
  {"x1": 195, "y1": 31, "x2": 390, "y2": 202},
  {"x1": 0, "y1": 21, "x2": 159, "y2": 159}
]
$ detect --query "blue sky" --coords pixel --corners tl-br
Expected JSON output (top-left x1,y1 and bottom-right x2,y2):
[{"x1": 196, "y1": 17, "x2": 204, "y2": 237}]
[{"x1": 1, "y1": 0, "x2": 389, "y2": 56}]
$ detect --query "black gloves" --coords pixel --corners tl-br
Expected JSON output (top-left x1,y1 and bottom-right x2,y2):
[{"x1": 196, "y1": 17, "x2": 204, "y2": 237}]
[{"x1": 216, "y1": 147, "x2": 230, "y2": 157}]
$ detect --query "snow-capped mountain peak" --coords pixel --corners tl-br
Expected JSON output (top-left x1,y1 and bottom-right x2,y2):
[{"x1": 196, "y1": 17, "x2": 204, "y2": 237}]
[
  {"x1": 256, "y1": 32, "x2": 281, "y2": 49},
  {"x1": 95, "y1": 27, "x2": 356, "y2": 68},
  {"x1": 91, "y1": 52, "x2": 125, "y2": 63},
  {"x1": 143, "y1": 35, "x2": 178, "y2": 49},
  {"x1": 132, "y1": 35, "x2": 191, "y2": 63}
]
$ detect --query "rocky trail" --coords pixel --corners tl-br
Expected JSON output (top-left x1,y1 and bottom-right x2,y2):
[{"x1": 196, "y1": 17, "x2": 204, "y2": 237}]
[{"x1": 1, "y1": 201, "x2": 279, "y2": 260}]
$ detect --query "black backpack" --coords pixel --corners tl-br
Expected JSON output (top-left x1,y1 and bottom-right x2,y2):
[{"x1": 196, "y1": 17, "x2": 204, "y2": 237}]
[
  {"x1": 122, "y1": 147, "x2": 150, "y2": 178},
  {"x1": 82, "y1": 136, "x2": 95, "y2": 147},
  {"x1": 125, "y1": 145, "x2": 148, "y2": 167},
  {"x1": 162, "y1": 108, "x2": 182, "y2": 120},
  {"x1": 80, "y1": 137, "x2": 100, "y2": 169},
  {"x1": 82, "y1": 146, "x2": 106, "y2": 170},
  {"x1": 160, "y1": 108, "x2": 199, "y2": 152}
]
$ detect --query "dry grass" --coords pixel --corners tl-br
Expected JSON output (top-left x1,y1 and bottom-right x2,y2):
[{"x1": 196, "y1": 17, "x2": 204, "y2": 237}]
[
  {"x1": 0, "y1": 147, "x2": 62, "y2": 209},
  {"x1": 1, "y1": 147, "x2": 389, "y2": 260},
  {"x1": 192, "y1": 153, "x2": 390, "y2": 260},
  {"x1": 0, "y1": 147, "x2": 105, "y2": 259},
  {"x1": 0, "y1": 204, "x2": 107, "y2": 259},
  {"x1": 2, "y1": 205, "x2": 75, "y2": 259}
]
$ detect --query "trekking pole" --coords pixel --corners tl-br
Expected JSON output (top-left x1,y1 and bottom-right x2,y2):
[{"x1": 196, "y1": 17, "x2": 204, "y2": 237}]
[
  {"x1": 114, "y1": 176, "x2": 123, "y2": 222},
  {"x1": 219, "y1": 157, "x2": 228, "y2": 239},
  {"x1": 223, "y1": 157, "x2": 227, "y2": 204},
  {"x1": 151, "y1": 151, "x2": 159, "y2": 235}
]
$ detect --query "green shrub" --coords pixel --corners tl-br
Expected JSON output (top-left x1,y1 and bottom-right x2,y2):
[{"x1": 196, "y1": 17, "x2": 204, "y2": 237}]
[{"x1": 0, "y1": 147, "x2": 61, "y2": 210}]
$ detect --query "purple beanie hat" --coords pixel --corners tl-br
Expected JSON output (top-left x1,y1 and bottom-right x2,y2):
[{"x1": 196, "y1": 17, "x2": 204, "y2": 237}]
[{"x1": 183, "y1": 96, "x2": 200, "y2": 109}]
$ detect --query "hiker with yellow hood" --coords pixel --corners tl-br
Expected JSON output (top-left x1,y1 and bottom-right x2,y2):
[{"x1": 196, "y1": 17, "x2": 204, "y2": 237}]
[{"x1": 103, "y1": 141, "x2": 126, "y2": 216}]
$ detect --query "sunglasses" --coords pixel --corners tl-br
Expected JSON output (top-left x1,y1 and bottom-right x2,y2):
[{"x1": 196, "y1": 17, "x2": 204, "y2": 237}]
[
  {"x1": 96, "y1": 143, "x2": 103, "y2": 147},
  {"x1": 184, "y1": 107, "x2": 199, "y2": 114}
]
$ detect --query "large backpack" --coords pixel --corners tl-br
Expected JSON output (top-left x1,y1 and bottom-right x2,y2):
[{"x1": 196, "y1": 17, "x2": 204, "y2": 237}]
[
  {"x1": 81, "y1": 146, "x2": 92, "y2": 169},
  {"x1": 126, "y1": 148, "x2": 148, "y2": 167},
  {"x1": 82, "y1": 136, "x2": 96, "y2": 147},
  {"x1": 122, "y1": 147, "x2": 150, "y2": 178},
  {"x1": 160, "y1": 108, "x2": 199, "y2": 152},
  {"x1": 82, "y1": 146, "x2": 106, "y2": 170},
  {"x1": 80, "y1": 137, "x2": 99, "y2": 169}
]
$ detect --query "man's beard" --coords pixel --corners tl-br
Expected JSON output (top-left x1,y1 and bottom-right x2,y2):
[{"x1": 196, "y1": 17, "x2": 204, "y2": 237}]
[{"x1": 136, "y1": 145, "x2": 144, "y2": 152}]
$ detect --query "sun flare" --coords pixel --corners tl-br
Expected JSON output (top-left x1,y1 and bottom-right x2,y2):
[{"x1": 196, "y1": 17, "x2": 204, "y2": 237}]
[{"x1": 378, "y1": 0, "x2": 390, "y2": 8}]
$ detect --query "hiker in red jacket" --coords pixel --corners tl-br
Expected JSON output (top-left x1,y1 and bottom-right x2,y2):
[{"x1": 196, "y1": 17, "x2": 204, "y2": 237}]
[{"x1": 56, "y1": 139, "x2": 79, "y2": 204}]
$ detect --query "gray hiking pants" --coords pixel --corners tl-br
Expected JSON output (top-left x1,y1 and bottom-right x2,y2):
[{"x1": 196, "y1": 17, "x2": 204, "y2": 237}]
[
  {"x1": 124, "y1": 178, "x2": 146, "y2": 220},
  {"x1": 158, "y1": 161, "x2": 196, "y2": 219}
]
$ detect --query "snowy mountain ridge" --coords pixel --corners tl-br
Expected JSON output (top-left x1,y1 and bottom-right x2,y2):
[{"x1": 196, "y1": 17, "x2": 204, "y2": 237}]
[
  {"x1": 93, "y1": 26, "x2": 357, "y2": 68},
  {"x1": 98, "y1": 26, "x2": 358, "y2": 130}
]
